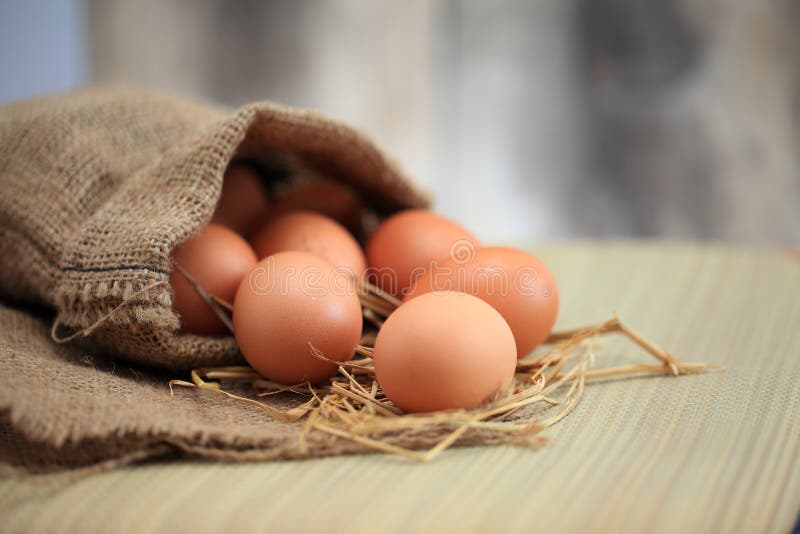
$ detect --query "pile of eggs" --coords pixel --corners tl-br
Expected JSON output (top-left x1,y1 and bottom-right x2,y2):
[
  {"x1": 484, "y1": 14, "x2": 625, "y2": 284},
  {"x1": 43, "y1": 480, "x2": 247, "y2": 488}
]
[{"x1": 171, "y1": 162, "x2": 559, "y2": 413}]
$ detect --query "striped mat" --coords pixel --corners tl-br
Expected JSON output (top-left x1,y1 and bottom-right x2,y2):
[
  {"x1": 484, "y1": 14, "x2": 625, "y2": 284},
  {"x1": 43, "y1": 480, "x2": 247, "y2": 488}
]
[{"x1": 0, "y1": 242, "x2": 798, "y2": 533}]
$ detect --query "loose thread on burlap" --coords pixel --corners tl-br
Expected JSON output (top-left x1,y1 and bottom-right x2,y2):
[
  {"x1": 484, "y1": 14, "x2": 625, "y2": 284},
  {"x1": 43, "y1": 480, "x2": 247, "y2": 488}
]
[
  {"x1": 176, "y1": 263, "x2": 406, "y2": 337},
  {"x1": 50, "y1": 280, "x2": 169, "y2": 343},
  {"x1": 175, "y1": 264, "x2": 235, "y2": 333}
]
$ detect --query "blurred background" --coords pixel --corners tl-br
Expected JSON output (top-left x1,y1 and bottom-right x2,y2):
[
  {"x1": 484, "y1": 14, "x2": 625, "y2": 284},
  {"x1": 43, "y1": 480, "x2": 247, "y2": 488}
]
[{"x1": 1, "y1": 0, "x2": 798, "y2": 245}]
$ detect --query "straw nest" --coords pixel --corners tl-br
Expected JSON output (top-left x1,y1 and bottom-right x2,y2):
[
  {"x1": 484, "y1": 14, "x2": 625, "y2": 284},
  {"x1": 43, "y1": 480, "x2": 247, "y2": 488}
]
[{"x1": 171, "y1": 278, "x2": 715, "y2": 462}]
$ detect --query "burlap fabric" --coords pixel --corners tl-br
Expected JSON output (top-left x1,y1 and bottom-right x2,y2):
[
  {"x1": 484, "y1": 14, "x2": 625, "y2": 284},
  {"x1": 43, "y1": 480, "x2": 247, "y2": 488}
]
[
  {"x1": 0, "y1": 86, "x2": 427, "y2": 370},
  {"x1": 1, "y1": 300, "x2": 513, "y2": 472},
  {"x1": 0, "y1": 87, "x2": 432, "y2": 471},
  {"x1": 0, "y1": 301, "x2": 362, "y2": 472}
]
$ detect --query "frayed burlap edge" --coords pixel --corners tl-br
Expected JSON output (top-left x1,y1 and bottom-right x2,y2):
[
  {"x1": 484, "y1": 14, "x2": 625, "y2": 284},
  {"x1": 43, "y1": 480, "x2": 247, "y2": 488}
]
[{"x1": 46, "y1": 92, "x2": 429, "y2": 370}]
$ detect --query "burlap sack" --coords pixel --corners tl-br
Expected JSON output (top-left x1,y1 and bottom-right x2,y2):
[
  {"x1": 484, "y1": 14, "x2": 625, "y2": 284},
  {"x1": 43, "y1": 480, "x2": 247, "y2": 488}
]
[
  {"x1": 0, "y1": 87, "x2": 440, "y2": 471},
  {"x1": 0, "y1": 86, "x2": 428, "y2": 371}
]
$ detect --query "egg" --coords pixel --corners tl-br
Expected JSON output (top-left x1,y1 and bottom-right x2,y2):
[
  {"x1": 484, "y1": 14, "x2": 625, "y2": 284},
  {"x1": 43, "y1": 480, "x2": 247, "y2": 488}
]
[
  {"x1": 211, "y1": 163, "x2": 271, "y2": 236},
  {"x1": 374, "y1": 291, "x2": 517, "y2": 413},
  {"x1": 405, "y1": 246, "x2": 559, "y2": 357},
  {"x1": 270, "y1": 177, "x2": 363, "y2": 232},
  {"x1": 365, "y1": 209, "x2": 478, "y2": 296},
  {"x1": 170, "y1": 223, "x2": 258, "y2": 335},
  {"x1": 233, "y1": 251, "x2": 363, "y2": 384},
  {"x1": 250, "y1": 211, "x2": 367, "y2": 279}
]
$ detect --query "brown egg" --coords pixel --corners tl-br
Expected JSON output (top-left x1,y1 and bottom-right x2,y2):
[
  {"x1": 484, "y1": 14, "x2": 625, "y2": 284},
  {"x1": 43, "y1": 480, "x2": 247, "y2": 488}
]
[
  {"x1": 250, "y1": 211, "x2": 367, "y2": 279},
  {"x1": 406, "y1": 247, "x2": 559, "y2": 357},
  {"x1": 271, "y1": 177, "x2": 362, "y2": 231},
  {"x1": 374, "y1": 291, "x2": 517, "y2": 413},
  {"x1": 211, "y1": 163, "x2": 271, "y2": 236},
  {"x1": 365, "y1": 209, "x2": 478, "y2": 296},
  {"x1": 170, "y1": 223, "x2": 258, "y2": 335},
  {"x1": 233, "y1": 251, "x2": 363, "y2": 384}
]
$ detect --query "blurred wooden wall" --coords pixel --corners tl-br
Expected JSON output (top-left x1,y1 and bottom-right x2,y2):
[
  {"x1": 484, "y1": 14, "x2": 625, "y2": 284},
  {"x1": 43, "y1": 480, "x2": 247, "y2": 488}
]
[
  {"x1": 576, "y1": 0, "x2": 800, "y2": 243},
  {"x1": 89, "y1": 0, "x2": 800, "y2": 245}
]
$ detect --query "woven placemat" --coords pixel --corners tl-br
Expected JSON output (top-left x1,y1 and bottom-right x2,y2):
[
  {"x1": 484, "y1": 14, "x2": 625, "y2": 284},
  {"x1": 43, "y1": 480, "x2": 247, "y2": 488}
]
[{"x1": 0, "y1": 243, "x2": 797, "y2": 533}]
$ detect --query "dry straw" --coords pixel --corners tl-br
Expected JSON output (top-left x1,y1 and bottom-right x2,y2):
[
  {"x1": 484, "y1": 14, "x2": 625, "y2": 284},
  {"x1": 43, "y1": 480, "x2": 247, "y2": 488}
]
[{"x1": 171, "y1": 280, "x2": 715, "y2": 462}]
